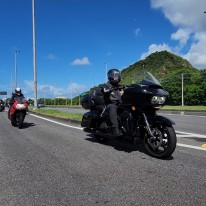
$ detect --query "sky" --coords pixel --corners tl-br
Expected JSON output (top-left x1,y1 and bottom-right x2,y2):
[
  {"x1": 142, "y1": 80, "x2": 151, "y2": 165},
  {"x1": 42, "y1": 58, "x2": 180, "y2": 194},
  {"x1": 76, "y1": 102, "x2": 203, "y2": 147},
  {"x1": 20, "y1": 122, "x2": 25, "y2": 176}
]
[{"x1": 0, "y1": 0, "x2": 206, "y2": 99}]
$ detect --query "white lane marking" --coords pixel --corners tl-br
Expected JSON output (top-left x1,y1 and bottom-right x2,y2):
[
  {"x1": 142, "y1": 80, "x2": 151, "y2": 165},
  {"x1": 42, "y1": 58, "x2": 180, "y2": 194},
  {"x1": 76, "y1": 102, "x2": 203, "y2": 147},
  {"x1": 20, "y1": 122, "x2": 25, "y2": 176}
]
[
  {"x1": 176, "y1": 131, "x2": 206, "y2": 138},
  {"x1": 30, "y1": 113, "x2": 205, "y2": 151},
  {"x1": 177, "y1": 143, "x2": 206, "y2": 151},
  {"x1": 159, "y1": 112, "x2": 206, "y2": 118},
  {"x1": 30, "y1": 113, "x2": 83, "y2": 130}
]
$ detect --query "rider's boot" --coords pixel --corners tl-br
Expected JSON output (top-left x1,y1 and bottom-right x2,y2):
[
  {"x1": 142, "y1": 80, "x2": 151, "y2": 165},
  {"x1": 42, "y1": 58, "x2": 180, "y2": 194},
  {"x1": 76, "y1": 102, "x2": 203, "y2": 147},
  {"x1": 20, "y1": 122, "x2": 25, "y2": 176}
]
[{"x1": 113, "y1": 127, "x2": 122, "y2": 137}]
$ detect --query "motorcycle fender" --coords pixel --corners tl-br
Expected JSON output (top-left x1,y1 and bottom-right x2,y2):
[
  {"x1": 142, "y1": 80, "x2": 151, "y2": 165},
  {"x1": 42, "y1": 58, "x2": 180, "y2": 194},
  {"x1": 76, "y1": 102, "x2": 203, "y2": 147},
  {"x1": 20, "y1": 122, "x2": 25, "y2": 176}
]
[
  {"x1": 10, "y1": 107, "x2": 16, "y2": 116},
  {"x1": 154, "y1": 115, "x2": 175, "y2": 126}
]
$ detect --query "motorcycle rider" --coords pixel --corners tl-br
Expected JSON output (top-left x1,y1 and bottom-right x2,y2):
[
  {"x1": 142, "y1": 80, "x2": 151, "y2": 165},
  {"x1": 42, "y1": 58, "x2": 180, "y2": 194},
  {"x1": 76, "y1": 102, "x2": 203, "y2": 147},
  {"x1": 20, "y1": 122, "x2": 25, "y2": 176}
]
[
  {"x1": 0, "y1": 99, "x2": 4, "y2": 104},
  {"x1": 8, "y1": 87, "x2": 25, "y2": 117},
  {"x1": 101, "y1": 69, "x2": 123, "y2": 136},
  {"x1": 10, "y1": 87, "x2": 24, "y2": 103},
  {"x1": 0, "y1": 99, "x2": 5, "y2": 111}
]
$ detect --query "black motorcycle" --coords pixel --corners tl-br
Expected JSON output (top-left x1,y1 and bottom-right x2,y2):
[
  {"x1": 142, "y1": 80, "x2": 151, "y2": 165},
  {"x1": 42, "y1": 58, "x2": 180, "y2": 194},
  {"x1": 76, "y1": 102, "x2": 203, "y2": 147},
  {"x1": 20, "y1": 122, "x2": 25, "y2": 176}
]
[
  {"x1": 81, "y1": 71, "x2": 176, "y2": 159},
  {"x1": 0, "y1": 100, "x2": 5, "y2": 112}
]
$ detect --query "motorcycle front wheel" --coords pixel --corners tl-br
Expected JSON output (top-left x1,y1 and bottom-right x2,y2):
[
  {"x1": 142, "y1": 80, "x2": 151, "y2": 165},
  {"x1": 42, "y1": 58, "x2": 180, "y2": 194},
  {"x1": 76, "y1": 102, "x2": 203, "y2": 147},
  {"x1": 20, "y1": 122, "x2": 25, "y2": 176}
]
[
  {"x1": 143, "y1": 125, "x2": 177, "y2": 159},
  {"x1": 16, "y1": 112, "x2": 25, "y2": 129}
]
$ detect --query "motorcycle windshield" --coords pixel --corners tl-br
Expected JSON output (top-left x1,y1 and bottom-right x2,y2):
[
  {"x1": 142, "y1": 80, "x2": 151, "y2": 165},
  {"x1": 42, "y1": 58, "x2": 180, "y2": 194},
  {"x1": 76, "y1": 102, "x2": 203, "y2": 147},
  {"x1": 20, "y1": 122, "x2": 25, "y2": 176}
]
[
  {"x1": 14, "y1": 96, "x2": 26, "y2": 103},
  {"x1": 132, "y1": 71, "x2": 162, "y2": 86}
]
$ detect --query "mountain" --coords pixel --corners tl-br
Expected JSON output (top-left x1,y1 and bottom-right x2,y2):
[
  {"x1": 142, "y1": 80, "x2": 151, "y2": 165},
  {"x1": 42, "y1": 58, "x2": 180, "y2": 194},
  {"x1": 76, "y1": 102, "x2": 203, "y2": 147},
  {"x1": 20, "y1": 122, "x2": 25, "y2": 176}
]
[{"x1": 120, "y1": 50, "x2": 198, "y2": 85}]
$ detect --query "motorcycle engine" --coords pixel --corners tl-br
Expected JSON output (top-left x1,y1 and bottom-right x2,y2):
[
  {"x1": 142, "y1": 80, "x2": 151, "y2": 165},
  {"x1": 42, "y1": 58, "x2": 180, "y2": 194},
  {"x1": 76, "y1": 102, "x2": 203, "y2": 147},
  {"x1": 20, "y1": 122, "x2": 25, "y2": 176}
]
[{"x1": 99, "y1": 122, "x2": 109, "y2": 131}]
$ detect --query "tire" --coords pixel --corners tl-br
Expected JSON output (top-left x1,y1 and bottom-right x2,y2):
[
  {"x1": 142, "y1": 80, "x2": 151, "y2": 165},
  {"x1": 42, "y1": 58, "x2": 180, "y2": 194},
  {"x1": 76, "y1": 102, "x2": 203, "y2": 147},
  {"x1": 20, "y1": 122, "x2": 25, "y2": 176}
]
[
  {"x1": 93, "y1": 133, "x2": 109, "y2": 143},
  {"x1": 16, "y1": 112, "x2": 25, "y2": 129},
  {"x1": 10, "y1": 113, "x2": 16, "y2": 126},
  {"x1": 143, "y1": 125, "x2": 177, "y2": 159}
]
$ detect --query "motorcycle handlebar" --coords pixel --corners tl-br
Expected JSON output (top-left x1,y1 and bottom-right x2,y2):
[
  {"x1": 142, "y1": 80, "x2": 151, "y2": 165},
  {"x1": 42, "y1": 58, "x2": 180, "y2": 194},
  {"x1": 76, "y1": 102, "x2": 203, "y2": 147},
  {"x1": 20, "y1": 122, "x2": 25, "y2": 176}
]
[{"x1": 111, "y1": 85, "x2": 126, "y2": 91}]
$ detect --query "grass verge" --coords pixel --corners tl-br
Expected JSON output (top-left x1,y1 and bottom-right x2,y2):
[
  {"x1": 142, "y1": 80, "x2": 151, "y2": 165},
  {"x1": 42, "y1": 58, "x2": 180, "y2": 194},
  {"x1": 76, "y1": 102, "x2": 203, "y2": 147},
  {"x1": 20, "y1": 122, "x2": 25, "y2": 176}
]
[
  {"x1": 30, "y1": 108, "x2": 83, "y2": 121},
  {"x1": 162, "y1": 105, "x2": 206, "y2": 111}
]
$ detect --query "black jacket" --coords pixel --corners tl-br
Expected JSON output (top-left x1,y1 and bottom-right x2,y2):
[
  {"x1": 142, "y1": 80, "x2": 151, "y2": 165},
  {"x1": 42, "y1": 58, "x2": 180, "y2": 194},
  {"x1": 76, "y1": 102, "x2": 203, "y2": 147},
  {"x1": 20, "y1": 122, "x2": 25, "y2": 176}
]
[
  {"x1": 101, "y1": 82, "x2": 122, "y2": 105},
  {"x1": 9, "y1": 93, "x2": 24, "y2": 105}
]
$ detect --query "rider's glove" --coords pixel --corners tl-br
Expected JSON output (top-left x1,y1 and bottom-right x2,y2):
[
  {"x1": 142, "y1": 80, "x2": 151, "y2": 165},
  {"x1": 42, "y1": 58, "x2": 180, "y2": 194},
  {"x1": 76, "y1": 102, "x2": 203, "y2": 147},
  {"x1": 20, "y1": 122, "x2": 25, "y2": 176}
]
[{"x1": 103, "y1": 87, "x2": 111, "y2": 93}]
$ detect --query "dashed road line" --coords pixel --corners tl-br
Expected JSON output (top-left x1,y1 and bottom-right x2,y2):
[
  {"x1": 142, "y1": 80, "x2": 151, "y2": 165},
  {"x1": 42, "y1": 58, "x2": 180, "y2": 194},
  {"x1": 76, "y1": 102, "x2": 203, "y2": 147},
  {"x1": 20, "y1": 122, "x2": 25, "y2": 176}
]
[
  {"x1": 176, "y1": 131, "x2": 206, "y2": 150},
  {"x1": 201, "y1": 144, "x2": 206, "y2": 148}
]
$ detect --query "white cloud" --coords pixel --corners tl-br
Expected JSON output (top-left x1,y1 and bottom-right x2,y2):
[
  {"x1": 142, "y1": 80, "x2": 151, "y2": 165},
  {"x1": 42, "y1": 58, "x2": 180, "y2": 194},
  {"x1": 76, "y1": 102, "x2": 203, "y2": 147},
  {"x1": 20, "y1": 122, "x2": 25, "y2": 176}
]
[
  {"x1": 68, "y1": 83, "x2": 87, "y2": 97},
  {"x1": 183, "y1": 32, "x2": 206, "y2": 68},
  {"x1": 71, "y1": 57, "x2": 91, "y2": 65},
  {"x1": 171, "y1": 28, "x2": 192, "y2": 48},
  {"x1": 134, "y1": 28, "x2": 141, "y2": 37},
  {"x1": 23, "y1": 80, "x2": 87, "y2": 98},
  {"x1": 105, "y1": 51, "x2": 112, "y2": 56},
  {"x1": 45, "y1": 53, "x2": 58, "y2": 60},
  {"x1": 24, "y1": 80, "x2": 33, "y2": 91},
  {"x1": 140, "y1": 43, "x2": 172, "y2": 60},
  {"x1": 149, "y1": 0, "x2": 206, "y2": 68}
]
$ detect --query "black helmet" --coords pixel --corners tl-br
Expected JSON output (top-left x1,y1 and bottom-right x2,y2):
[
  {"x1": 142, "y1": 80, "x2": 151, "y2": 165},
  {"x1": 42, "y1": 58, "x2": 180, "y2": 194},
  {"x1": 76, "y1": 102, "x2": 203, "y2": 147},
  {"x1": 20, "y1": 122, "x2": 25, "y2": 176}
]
[
  {"x1": 15, "y1": 87, "x2": 22, "y2": 96},
  {"x1": 107, "y1": 69, "x2": 121, "y2": 85}
]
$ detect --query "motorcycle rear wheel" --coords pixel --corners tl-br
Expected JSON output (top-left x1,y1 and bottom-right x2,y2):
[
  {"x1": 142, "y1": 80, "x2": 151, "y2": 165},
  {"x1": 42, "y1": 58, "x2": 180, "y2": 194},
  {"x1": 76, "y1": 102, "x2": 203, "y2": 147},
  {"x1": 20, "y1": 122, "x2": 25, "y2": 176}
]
[{"x1": 143, "y1": 125, "x2": 176, "y2": 159}]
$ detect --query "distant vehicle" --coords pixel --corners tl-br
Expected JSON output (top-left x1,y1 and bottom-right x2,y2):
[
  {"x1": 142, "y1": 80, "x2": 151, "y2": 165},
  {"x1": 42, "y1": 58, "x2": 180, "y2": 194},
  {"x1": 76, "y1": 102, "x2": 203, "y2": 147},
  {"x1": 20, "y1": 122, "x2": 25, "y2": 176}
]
[{"x1": 37, "y1": 102, "x2": 45, "y2": 108}]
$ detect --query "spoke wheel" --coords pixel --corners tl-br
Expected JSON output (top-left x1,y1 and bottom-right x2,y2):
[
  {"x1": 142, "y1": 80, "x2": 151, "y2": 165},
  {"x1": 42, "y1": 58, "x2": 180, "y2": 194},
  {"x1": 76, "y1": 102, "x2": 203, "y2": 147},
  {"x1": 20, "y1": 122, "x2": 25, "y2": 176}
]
[{"x1": 144, "y1": 126, "x2": 176, "y2": 159}]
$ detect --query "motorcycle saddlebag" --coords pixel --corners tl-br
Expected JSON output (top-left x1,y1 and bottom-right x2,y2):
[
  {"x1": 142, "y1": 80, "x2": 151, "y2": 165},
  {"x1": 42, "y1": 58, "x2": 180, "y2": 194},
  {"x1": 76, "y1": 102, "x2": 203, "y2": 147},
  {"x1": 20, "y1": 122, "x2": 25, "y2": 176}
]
[
  {"x1": 81, "y1": 111, "x2": 99, "y2": 128},
  {"x1": 81, "y1": 93, "x2": 95, "y2": 110}
]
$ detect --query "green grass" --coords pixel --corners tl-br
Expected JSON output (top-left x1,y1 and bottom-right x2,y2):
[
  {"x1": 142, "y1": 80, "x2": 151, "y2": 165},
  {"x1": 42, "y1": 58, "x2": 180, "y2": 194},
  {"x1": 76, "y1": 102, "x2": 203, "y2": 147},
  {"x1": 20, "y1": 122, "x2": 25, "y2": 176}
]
[
  {"x1": 30, "y1": 108, "x2": 83, "y2": 121},
  {"x1": 163, "y1": 105, "x2": 206, "y2": 111}
]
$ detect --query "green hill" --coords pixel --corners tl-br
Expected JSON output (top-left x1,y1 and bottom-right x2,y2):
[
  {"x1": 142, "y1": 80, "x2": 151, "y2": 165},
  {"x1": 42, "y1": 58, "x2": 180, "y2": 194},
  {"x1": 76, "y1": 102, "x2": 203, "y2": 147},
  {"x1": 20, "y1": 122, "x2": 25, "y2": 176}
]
[{"x1": 120, "y1": 50, "x2": 198, "y2": 85}]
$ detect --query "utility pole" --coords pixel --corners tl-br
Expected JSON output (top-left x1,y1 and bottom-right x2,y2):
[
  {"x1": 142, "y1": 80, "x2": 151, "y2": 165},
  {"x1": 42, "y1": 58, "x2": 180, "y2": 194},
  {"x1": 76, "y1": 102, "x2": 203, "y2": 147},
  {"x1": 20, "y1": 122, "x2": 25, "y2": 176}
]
[
  {"x1": 105, "y1": 63, "x2": 108, "y2": 82},
  {"x1": 182, "y1": 73, "x2": 184, "y2": 106},
  {"x1": 14, "y1": 50, "x2": 20, "y2": 88},
  {"x1": 32, "y1": 0, "x2": 37, "y2": 109},
  {"x1": 70, "y1": 79, "x2": 73, "y2": 106}
]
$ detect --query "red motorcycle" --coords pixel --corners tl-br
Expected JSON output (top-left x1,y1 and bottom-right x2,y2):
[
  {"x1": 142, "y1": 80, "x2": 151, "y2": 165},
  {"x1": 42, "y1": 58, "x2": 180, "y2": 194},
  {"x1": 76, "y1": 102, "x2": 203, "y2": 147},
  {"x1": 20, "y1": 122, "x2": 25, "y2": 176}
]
[{"x1": 9, "y1": 96, "x2": 28, "y2": 129}]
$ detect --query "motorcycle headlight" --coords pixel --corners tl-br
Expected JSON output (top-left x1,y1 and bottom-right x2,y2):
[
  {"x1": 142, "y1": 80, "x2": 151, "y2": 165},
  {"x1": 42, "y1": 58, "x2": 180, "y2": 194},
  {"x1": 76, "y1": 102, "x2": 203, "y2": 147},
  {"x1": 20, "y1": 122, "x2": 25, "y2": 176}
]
[
  {"x1": 151, "y1": 96, "x2": 166, "y2": 105},
  {"x1": 16, "y1": 103, "x2": 26, "y2": 109}
]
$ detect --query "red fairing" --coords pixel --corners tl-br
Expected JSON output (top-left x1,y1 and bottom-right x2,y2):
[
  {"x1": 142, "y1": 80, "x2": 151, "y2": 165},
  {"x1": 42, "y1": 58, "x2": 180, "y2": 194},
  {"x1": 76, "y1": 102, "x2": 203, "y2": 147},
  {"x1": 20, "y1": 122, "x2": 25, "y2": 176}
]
[{"x1": 9, "y1": 100, "x2": 28, "y2": 116}]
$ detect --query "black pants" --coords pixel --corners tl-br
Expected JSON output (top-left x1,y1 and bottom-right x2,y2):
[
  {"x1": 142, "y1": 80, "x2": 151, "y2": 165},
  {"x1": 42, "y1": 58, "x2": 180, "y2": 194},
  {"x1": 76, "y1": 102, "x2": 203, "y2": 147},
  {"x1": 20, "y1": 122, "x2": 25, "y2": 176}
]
[{"x1": 106, "y1": 104, "x2": 118, "y2": 127}]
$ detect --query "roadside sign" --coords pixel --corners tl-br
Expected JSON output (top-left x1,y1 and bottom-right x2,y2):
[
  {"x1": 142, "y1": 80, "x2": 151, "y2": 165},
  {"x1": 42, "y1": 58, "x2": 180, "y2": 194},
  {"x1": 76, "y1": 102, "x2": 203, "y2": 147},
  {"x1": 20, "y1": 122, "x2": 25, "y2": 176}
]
[{"x1": 0, "y1": 91, "x2": 7, "y2": 95}]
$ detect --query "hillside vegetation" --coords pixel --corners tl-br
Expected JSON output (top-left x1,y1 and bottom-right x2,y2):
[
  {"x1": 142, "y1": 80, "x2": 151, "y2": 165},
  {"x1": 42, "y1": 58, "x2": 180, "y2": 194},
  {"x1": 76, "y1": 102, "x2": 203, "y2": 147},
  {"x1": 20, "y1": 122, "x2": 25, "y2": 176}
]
[{"x1": 119, "y1": 51, "x2": 206, "y2": 105}]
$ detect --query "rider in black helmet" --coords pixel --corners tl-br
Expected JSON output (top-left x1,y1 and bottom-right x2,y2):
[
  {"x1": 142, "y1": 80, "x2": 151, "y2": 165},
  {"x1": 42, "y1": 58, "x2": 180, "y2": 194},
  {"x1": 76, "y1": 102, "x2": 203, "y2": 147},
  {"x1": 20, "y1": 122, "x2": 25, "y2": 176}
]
[{"x1": 101, "y1": 69, "x2": 122, "y2": 136}]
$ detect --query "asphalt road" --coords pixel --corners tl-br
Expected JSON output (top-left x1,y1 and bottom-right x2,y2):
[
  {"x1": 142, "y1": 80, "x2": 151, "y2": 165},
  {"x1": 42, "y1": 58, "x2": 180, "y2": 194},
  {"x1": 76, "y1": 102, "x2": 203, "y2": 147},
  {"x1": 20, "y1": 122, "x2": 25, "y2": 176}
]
[{"x1": 0, "y1": 110, "x2": 206, "y2": 206}]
